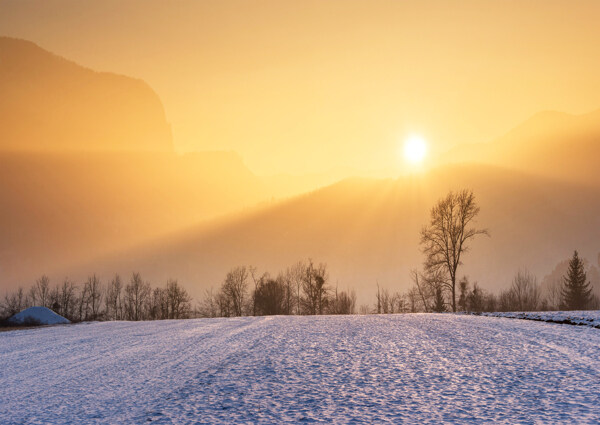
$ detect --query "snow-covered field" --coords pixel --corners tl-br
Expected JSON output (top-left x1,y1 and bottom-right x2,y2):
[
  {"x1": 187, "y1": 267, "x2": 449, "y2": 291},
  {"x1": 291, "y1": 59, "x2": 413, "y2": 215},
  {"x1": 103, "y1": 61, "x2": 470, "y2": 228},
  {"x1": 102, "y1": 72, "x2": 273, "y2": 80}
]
[
  {"x1": 1, "y1": 314, "x2": 600, "y2": 424},
  {"x1": 481, "y1": 310, "x2": 600, "y2": 328}
]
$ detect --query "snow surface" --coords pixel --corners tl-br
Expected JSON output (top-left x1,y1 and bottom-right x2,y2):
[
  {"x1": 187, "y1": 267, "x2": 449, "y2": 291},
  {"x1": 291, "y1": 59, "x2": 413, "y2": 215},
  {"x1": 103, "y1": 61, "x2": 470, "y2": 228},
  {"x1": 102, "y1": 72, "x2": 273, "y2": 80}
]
[
  {"x1": 481, "y1": 310, "x2": 600, "y2": 328},
  {"x1": 1, "y1": 314, "x2": 600, "y2": 424},
  {"x1": 7, "y1": 306, "x2": 70, "y2": 325}
]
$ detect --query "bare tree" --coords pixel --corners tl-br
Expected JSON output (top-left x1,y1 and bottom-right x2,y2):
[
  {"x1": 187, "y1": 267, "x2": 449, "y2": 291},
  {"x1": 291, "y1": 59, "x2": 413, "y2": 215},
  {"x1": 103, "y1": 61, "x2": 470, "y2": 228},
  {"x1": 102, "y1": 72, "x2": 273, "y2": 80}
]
[
  {"x1": 300, "y1": 260, "x2": 329, "y2": 315},
  {"x1": 420, "y1": 189, "x2": 488, "y2": 312},
  {"x1": 329, "y1": 285, "x2": 357, "y2": 315},
  {"x1": 377, "y1": 287, "x2": 395, "y2": 314},
  {"x1": 148, "y1": 287, "x2": 167, "y2": 320},
  {"x1": 32, "y1": 275, "x2": 51, "y2": 308},
  {"x1": 283, "y1": 261, "x2": 305, "y2": 315},
  {"x1": 105, "y1": 274, "x2": 123, "y2": 320},
  {"x1": 359, "y1": 304, "x2": 371, "y2": 315},
  {"x1": 84, "y1": 274, "x2": 103, "y2": 320},
  {"x1": 543, "y1": 278, "x2": 563, "y2": 311},
  {"x1": 254, "y1": 277, "x2": 287, "y2": 315},
  {"x1": 197, "y1": 288, "x2": 218, "y2": 318},
  {"x1": 411, "y1": 269, "x2": 430, "y2": 313},
  {"x1": 395, "y1": 292, "x2": 408, "y2": 313},
  {"x1": 77, "y1": 281, "x2": 89, "y2": 321},
  {"x1": 167, "y1": 279, "x2": 192, "y2": 319},
  {"x1": 59, "y1": 278, "x2": 77, "y2": 320},
  {"x1": 49, "y1": 285, "x2": 61, "y2": 312},
  {"x1": 124, "y1": 272, "x2": 150, "y2": 321},
  {"x1": 216, "y1": 290, "x2": 233, "y2": 317},
  {"x1": 498, "y1": 270, "x2": 541, "y2": 312},
  {"x1": 222, "y1": 266, "x2": 250, "y2": 317},
  {"x1": 485, "y1": 293, "x2": 497, "y2": 312},
  {"x1": 278, "y1": 272, "x2": 294, "y2": 315},
  {"x1": 2, "y1": 287, "x2": 26, "y2": 317},
  {"x1": 407, "y1": 287, "x2": 419, "y2": 313},
  {"x1": 511, "y1": 269, "x2": 541, "y2": 311}
]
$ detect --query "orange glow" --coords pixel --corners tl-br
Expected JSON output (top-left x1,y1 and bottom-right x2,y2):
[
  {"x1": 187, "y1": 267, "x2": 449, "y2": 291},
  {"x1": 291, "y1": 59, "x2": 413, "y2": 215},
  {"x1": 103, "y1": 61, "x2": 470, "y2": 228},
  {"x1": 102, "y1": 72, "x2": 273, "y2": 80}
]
[
  {"x1": 1, "y1": 1, "x2": 600, "y2": 302},
  {"x1": 2, "y1": 1, "x2": 600, "y2": 174}
]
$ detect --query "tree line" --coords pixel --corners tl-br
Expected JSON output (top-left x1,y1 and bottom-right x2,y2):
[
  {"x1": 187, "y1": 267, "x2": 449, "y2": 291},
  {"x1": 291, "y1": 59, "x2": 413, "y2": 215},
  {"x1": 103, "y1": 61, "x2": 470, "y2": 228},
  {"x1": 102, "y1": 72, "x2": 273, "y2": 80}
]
[
  {"x1": 371, "y1": 257, "x2": 598, "y2": 315},
  {"x1": 196, "y1": 259, "x2": 356, "y2": 318},
  {"x1": 0, "y1": 273, "x2": 192, "y2": 322},
  {"x1": 377, "y1": 189, "x2": 599, "y2": 314},
  {"x1": 2, "y1": 189, "x2": 597, "y2": 322},
  {"x1": 0, "y1": 259, "x2": 357, "y2": 323}
]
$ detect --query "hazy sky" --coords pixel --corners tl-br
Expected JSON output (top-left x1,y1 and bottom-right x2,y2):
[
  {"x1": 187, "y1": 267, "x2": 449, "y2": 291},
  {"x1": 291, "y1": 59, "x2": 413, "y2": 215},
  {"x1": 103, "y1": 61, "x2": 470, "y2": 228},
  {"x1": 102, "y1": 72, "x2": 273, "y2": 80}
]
[{"x1": 2, "y1": 0, "x2": 600, "y2": 174}]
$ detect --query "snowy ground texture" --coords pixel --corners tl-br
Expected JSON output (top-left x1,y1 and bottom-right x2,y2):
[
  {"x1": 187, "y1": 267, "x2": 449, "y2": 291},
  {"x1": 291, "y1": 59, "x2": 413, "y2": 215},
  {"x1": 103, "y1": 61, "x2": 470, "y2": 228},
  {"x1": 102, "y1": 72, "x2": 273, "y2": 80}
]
[
  {"x1": 1, "y1": 314, "x2": 600, "y2": 424},
  {"x1": 480, "y1": 310, "x2": 600, "y2": 328}
]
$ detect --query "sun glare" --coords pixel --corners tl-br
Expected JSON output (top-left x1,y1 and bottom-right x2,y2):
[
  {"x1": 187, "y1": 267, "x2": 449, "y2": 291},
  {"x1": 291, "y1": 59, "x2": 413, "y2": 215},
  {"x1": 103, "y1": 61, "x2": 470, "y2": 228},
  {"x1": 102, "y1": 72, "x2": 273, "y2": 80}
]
[{"x1": 403, "y1": 135, "x2": 427, "y2": 164}]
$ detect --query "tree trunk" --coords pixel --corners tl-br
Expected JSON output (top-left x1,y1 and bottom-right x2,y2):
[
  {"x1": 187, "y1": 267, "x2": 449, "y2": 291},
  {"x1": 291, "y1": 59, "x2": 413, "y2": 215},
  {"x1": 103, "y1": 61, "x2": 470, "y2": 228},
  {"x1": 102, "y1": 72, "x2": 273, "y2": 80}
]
[{"x1": 451, "y1": 277, "x2": 457, "y2": 312}]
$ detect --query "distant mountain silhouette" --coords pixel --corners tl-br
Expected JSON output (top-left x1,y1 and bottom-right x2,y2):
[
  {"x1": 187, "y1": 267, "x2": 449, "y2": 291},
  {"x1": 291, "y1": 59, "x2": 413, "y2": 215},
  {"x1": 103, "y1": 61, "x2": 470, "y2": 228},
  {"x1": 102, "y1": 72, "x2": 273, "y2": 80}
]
[
  {"x1": 0, "y1": 37, "x2": 172, "y2": 152},
  {"x1": 62, "y1": 164, "x2": 600, "y2": 303},
  {"x1": 441, "y1": 109, "x2": 600, "y2": 185}
]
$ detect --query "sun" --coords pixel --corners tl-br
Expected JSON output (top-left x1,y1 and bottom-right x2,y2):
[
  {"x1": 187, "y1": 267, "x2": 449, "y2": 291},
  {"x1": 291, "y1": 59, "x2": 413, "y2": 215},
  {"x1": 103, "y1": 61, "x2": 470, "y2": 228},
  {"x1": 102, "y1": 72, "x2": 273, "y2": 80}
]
[{"x1": 403, "y1": 134, "x2": 427, "y2": 164}]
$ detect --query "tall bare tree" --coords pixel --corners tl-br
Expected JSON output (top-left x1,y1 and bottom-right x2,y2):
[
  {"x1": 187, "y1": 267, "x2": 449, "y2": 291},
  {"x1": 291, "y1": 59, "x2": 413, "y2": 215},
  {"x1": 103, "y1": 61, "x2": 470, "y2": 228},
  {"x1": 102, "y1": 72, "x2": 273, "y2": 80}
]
[
  {"x1": 84, "y1": 274, "x2": 103, "y2": 320},
  {"x1": 106, "y1": 274, "x2": 123, "y2": 320},
  {"x1": 420, "y1": 189, "x2": 488, "y2": 312},
  {"x1": 284, "y1": 261, "x2": 305, "y2": 315},
  {"x1": 278, "y1": 272, "x2": 294, "y2": 315},
  {"x1": 511, "y1": 269, "x2": 541, "y2": 311},
  {"x1": 254, "y1": 277, "x2": 287, "y2": 316},
  {"x1": 59, "y1": 278, "x2": 77, "y2": 320},
  {"x1": 197, "y1": 288, "x2": 218, "y2": 318},
  {"x1": 32, "y1": 275, "x2": 51, "y2": 308},
  {"x1": 300, "y1": 260, "x2": 329, "y2": 315},
  {"x1": 407, "y1": 287, "x2": 419, "y2": 313},
  {"x1": 125, "y1": 272, "x2": 150, "y2": 321},
  {"x1": 411, "y1": 269, "x2": 433, "y2": 313},
  {"x1": 166, "y1": 279, "x2": 192, "y2": 319},
  {"x1": 329, "y1": 285, "x2": 357, "y2": 315},
  {"x1": 222, "y1": 266, "x2": 250, "y2": 317},
  {"x1": 2, "y1": 287, "x2": 26, "y2": 317}
]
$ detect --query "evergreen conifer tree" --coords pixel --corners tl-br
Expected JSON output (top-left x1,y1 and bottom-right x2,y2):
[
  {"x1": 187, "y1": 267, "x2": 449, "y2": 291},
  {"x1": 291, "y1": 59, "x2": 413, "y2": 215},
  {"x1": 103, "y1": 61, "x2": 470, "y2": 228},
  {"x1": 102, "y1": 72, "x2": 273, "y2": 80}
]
[
  {"x1": 432, "y1": 285, "x2": 446, "y2": 313},
  {"x1": 561, "y1": 251, "x2": 593, "y2": 310}
]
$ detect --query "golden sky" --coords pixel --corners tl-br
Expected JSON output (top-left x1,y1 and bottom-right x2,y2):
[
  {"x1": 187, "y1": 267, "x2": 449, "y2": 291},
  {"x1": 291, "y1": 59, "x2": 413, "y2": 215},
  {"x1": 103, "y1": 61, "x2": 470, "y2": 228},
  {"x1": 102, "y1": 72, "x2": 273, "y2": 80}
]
[{"x1": 2, "y1": 0, "x2": 600, "y2": 174}]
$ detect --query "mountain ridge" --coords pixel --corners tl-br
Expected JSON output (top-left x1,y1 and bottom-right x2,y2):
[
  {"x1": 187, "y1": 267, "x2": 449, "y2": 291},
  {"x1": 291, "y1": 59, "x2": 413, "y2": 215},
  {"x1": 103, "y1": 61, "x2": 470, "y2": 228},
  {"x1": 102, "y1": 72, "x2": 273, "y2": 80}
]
[
  {"x1": 439, "y1": 107, "x2": 600, "y2": 185},
  {"x1": 0, "y1": 36, "x2": 173, "y2": 152},
  {"x1": 58, "y1": 163, "x2": 600, "y2": 303}
]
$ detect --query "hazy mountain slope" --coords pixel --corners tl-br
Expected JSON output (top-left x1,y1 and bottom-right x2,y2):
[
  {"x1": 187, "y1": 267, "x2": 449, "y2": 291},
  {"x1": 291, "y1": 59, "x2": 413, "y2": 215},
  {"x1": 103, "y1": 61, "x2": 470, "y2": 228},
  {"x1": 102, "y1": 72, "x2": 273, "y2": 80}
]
[
  {"x1": 65, "y1": 164, "x2": 600, "y2": 303},
  {"x1": 441, "y1": 109, "x2": 600, "y2": 185},
  {"x1": 0, "y1": 37, "x2": 172, "y2": 152},
  {"x1": 0, "y1": 39, "x2": 349, "y2": 290},
  {"x1": 0, "y1": 151, "x2": 273, "y2": 286}
]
